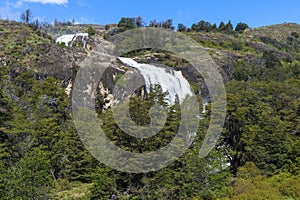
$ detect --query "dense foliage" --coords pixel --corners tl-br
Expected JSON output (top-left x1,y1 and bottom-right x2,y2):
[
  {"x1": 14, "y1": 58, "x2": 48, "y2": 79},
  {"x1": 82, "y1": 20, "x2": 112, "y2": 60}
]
[{"x1": 0, "y1": 18, "x2": 299, "y2": 199}]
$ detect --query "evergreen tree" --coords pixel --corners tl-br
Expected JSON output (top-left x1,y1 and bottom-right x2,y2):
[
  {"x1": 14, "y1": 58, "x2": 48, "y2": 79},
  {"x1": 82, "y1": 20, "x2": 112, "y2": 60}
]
[
  {"x1": 90, "y1": 165, "x2": 116, "y2": 199},
  {"x1": 0, "y1": 160, "x2": 8, "y2": 199},
  {"x1": 5, "y1": 148, "x2": 52, "y2": 199},
  {"x1": 224, "y1": 20, "x2": 234, "y2": 31},
  {"x1": 218, "y1": 21, "x2": 226, "y2": 31},
  {"x1": 162, "y1": 19, "x2": 174, "y2": 30},
  {"x1": 177, "y1": 23, "x2": 187, "y2": 32},
  {"x1": 117, "y1": 17, "x2": 135, "y2": 32},
  {"x1": 211, "y1": 23, "x2": 218, "y2": 30},
  {"x1": 235, "y1": 22, "x2": 249, "y2": 32}
]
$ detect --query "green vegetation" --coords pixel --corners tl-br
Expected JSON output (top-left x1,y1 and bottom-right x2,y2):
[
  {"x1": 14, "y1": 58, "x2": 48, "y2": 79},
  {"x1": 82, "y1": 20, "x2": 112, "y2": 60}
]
[
  {"x1": 189, "y1": 20, "x2": 239, "y2": 33},
  {"x1": 117, "y1": 16, "x2": 145, "y2": 32},
  {"x1": 115, "y1": 17, "x2": 248, "y2": 33},
  {"x1": 87, "y1": 26, "x2": 96, "y2": 36},
  {"x1": 227, "y1": 163, "x2": 300, "y2": 199},
  {"x1": 53, "y1": 182, "x2": 92, "y2": 200},
  {"x1": 117, "y1": 17, "x2": 136, "y2": 32},
  {"x1": 116, "y1": 17, "x2": 174, "y2": 32},
  {"x1": 177, "y1": 23, "x2": 187, "y2": 32},
  {"x1": 0, "y1": 17, "x2": 300, "y2": 199},
  {"x1": 235, "y1": 22, "x2": 249, "y2": 32}
]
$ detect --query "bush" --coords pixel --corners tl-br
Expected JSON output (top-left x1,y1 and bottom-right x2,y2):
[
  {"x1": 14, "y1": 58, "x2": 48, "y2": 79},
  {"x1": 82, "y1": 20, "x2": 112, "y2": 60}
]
[
  {"x1": 232, "y1": 41, "x2": 243, "y2": 50},
  {"x1": 291, "y1": 31, "x2": 299, "y2": 38},
  {"x1": 87, "y1": 26, "x2": 96, "y2": 36},
  {"x1": 53, "y1": 179, "x2": 71, "y2": 192}
]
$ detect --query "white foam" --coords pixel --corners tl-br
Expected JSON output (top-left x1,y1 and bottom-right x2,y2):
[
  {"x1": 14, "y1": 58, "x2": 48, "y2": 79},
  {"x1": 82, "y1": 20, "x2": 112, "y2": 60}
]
[
  {"x1": 118, "y1": 57, "x2": 193, "y2": 104},
  {"x1": 56, "y1": 33, "x2": 89, "y2": 47}
]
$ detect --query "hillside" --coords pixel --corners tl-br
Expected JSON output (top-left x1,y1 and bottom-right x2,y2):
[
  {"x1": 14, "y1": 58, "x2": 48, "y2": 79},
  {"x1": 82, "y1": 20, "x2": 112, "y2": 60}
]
[
  {"x1": 1, "y1": 20, "x2": 299, "y2": 83},
  {"x1": 0, "y1": 20, "x2": 299, "y2": 199}
]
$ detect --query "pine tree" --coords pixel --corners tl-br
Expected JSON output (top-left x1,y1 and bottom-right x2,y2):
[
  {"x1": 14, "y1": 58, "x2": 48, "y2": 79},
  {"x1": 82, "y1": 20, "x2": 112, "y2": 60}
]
[
  {"x1": 218, "y1": 21, "x2": 226, "y2": 31},
  {"x1": 90, "y1": 165, "x2": 116, "y2": 199},
  {"x1": 118, "y1": 17, "x2": 135, "y2": 32},
  {"x1": 177, "y1": 23, "x2": 187, "y2": 32},
  {"x1": 235, "y1": 22, "x2": 249, "y2": 32},
  {"x1": 5, "y1": 148, "x2": 52, "y2": 199}
]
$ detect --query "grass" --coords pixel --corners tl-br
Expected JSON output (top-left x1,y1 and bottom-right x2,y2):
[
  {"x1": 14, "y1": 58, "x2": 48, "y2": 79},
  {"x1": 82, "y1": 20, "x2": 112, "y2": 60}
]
[
  {"x1": 53, "y1": 181, "x2": 92, "y2": 200},
  {"x1": 244, "y1": 23, "x2": 300, "y2": 44},
  {"x1": 0, "y1": 20, "x2": 54, "y2": 68},
  {"x1": 187, "y1": 31, "x2": 258, "y2": 55},
  {"x1": 189, "y1": 81, "x2": 200, "y2": 94}
]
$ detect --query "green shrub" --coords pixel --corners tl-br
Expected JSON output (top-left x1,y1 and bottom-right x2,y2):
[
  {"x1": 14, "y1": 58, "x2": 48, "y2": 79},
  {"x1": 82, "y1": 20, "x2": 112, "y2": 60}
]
[
  {"x1": 53, "y1": 179, "x2": 72, "y2": 192},
  {"x1": 232, "y1": 41, "x2": 243, "y2": 50},
  {"x1": 87, "y1": 26, "x2": 96, "y2": 36},
  {"x1": 291, "y1": 31, "x2": 299, "y2": 38}
]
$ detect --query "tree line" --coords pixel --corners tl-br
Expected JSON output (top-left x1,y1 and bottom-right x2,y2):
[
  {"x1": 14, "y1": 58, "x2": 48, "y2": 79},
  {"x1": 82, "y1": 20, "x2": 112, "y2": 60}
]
[
  {"x1": 116, "y1": 16, "x2": 249, "y2": 33},
  {"x1": 18, "y1": 9, "x2": 249, "y2": 35}
]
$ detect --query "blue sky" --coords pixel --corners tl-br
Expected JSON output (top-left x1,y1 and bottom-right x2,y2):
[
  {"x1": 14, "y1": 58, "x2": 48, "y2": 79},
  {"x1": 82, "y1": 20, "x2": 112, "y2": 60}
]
[{"x1": 1, "y1": 0, "x2": 300, "y2": 28}]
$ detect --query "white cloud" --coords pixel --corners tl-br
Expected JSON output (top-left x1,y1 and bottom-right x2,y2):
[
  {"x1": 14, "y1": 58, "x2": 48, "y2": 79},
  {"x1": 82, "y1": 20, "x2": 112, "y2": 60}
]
[
  {"x1": 23, "y1": 0, "x2": 68, "y2": 5},
  {"x1": 4, "y1": 0, "x2": 23, "y2": 9},
  {"x1": 14, "y1": 0, "x2": 24, "y2": 8},
  {"x1": 0, "y1": 8, "x2": 21, "y2": 20},
  {"x1": 76, "y1": 0, "x2": 91, "y2": 8},
  {"x1": 0, "y1": 1, "x2": 21, "y2": 20},
  {"x1": 0, "y1": 0, "x2": 68, "y2": 20}
]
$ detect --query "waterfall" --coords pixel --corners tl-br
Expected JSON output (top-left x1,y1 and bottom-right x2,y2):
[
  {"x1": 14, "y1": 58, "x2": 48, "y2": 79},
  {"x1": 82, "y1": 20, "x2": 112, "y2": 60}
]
[
  {"x1": 118, "y1": 57, "x2": 193, "y2": 104},
  {"x1": 56, "y1": 33, "x2": 89, "y2": 47}
]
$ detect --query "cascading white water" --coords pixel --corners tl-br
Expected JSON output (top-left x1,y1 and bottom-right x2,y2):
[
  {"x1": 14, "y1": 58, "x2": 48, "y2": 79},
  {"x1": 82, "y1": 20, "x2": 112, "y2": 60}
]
[
  {"x1": 118, "y1": 57, "x2": 193, "y2": 104},
  {"x1": 56, "y1": 33, "x2": 88, "y2": 47}
]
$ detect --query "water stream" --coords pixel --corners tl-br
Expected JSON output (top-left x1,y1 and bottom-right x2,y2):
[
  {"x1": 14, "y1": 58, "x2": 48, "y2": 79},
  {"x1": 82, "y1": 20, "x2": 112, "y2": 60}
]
[{"x1": 118, "y1": 57, "x2": 193, "y2": 104}]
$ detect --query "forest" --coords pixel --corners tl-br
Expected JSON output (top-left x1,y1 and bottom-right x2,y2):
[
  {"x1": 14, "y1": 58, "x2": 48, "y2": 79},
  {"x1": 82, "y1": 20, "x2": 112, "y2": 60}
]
[{"x1": 0, "y1": 13, "x2": 299, "y2": 199}]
